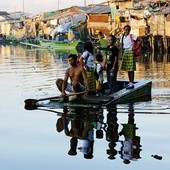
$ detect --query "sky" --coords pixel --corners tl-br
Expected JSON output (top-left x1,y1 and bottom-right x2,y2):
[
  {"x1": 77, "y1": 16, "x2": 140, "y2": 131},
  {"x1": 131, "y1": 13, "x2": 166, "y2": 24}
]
[{"x1": 0, "y1": 0, "x2": 106, "y2": 14}]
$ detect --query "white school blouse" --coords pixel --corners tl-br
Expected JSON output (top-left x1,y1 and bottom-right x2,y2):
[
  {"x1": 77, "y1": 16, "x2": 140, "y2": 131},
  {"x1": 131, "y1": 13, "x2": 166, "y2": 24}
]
[{"x1": 120, "y1": 34, "x2": 137, "y2": 50}]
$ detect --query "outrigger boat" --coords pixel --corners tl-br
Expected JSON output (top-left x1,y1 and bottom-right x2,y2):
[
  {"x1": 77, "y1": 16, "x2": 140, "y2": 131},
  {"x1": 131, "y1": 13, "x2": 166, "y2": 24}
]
[
  {"x1": 38, "y1": 38, "x2": 81, "y2": 50},
  {"x1": 25, "y1": 80, "x2": 152, "y2": 110},
  {"x1": 20, "y1": 38, "x2": 81, "y2": 50}
]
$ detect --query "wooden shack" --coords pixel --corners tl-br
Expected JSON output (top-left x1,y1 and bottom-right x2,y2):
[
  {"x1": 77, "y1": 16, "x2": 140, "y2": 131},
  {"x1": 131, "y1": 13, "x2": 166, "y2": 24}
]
[
  {"x1": 0, "y1": 11, "x2": 12, "y2": 35},
  {"x1": 109, "y1": 0, "x2": 170, "y2": 52},
  {"x1": 163, "y1": 11, "x2": 170, "y2": 51},
  {"x1": 86, "y1": 5, "x2": 112, "y2": 36}
]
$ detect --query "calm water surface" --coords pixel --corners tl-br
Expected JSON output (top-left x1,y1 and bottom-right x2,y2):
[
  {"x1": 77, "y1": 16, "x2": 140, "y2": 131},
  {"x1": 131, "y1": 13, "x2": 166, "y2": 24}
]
[{"x1": 0, "y1": 45, "x2": 170, "y2": 170}]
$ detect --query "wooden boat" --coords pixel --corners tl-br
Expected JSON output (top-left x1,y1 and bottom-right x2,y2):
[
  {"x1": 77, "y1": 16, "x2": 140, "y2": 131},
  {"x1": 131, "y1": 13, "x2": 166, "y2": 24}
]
[
  {"x1": 20, "y1": 38, "x2": 42, "y2": 48},
  {"x1": 0, "y1": 40, "x2": 10, "y2": 44},
  {"x1": 0, "y1": 38, "x2": 17, "y2": 45},
  {"x1": 38, "y1": 38, "x2": 81, "y2": 50},
  {"x1": 20, "y1": 38, "x2": 81, "y2": 50},
  {"x1": 37, "y1": 80, "x2": 152, "y2": 109},
  {"x1": 25, "y1": 47, "x2": 79, "y2": 54},
  {"x1": 0, "y1": 34, "x2": 14, "y2": 45}
]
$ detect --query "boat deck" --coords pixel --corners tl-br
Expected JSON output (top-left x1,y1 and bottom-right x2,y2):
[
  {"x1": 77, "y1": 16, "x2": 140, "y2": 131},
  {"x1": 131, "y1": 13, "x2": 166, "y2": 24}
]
[
  {"x1": 51, "y1": 95, "x2": 113, "y2": 104},
  {"x1": 46, "y1": 80, "x2": 152, "y2": 108}
]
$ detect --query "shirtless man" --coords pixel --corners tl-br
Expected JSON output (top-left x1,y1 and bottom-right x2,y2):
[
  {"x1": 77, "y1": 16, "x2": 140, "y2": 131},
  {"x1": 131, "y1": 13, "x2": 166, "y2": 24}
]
[{"x1": 56, "y1": 54, "x2": 88, "y2": 100}]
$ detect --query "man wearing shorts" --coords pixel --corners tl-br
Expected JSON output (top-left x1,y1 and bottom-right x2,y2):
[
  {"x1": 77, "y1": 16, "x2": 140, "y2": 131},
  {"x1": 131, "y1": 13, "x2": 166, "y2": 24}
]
[{"x1": 56, "y1": 54, "x2": 88, "y2": 100}]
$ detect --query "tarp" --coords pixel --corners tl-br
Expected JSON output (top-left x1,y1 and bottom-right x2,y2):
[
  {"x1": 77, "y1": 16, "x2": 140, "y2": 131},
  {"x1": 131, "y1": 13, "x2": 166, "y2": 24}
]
[
  {"x1": 50, "y1": 12, "x2": 86, "y2": 39},
  {"x1": 50, "y1": 22, "x2": 73, "y2": 38}
]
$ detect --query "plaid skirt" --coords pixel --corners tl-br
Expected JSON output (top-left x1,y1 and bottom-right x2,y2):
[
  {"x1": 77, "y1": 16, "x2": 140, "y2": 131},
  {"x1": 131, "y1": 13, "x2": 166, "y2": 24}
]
[
  {"x1": 86, "y1": 69, "x2": 96, "y2": 93},
  {"x1": 121, "y1": 50, "x2": 136, "y2": 71}
]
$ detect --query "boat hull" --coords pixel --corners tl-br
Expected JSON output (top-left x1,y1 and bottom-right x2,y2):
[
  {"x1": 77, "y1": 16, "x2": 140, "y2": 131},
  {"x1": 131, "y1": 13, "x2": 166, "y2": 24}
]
[
  {"x1": 39, "y1": 39, "x2": 80, "y2": 50},
  {"x1": 106, "y1": 80, "x2": 152, "y2": 105},
  {"x1": 20, "y1": 38, "x2": 81, "y2": 50},
  {"x1": 37, "y1": 80, "x2": 152, "y2": 108}
]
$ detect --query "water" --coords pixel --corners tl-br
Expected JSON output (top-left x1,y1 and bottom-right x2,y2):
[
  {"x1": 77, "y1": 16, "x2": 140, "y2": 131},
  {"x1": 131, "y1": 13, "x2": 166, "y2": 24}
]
[{"x1": 0, "y1": 45, "x2": 170, "y2": 170}]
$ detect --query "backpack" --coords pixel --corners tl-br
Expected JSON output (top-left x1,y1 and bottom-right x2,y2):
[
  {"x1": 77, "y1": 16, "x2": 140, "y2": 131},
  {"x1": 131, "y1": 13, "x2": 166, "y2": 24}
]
[{"x1": 130, "y1": 34, "x2": 142, "y2": 56}]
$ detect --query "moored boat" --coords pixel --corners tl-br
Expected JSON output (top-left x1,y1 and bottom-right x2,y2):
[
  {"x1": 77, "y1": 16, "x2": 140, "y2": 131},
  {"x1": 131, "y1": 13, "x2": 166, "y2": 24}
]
[
  {"x1": 0, "y1": 34, "x2": 17, "y2": 45},
  {"x1": 20, "y1": 38, "x2": 81, "y2": 50},
  {"x1": 34, "y1": 80, "x2": 152, "y2": 109},
  {"x1": 0, "y1": 39, "x2": 14, "y2": 45},
  {"x1": 20, "y1": 38, "x2": 42, "y2": 48},
  {"x1": 38, "y1": 38, "x2": 81, "y2": 50}
]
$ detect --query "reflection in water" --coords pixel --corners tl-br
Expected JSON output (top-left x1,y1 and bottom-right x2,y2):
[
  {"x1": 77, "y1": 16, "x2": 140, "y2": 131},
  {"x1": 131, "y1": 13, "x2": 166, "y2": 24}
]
[
  {"x1": 55, "y1": 104, "x2": 142, "y2": 162},
  {"x1": 56, "y1": 107, "x2": 100, "y2": 159},
  {"x1": 118, "y1": 104, "x2": 142, "y2": 164},
  {"x1": 1, "y1": 45, "x2": 168, "y2": 169},
  {"x1": 105, "y1": 105, "x2": 119, "y2": 160},
  {"x1": 1, "y1": 45, "x2": 170, "y2": 105}
]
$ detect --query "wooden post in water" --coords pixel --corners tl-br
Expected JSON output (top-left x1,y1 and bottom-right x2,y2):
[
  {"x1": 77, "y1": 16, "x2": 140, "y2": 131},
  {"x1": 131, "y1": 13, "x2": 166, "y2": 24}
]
[
  {"x1": 167, "y1": 36, "x2": 170, "y2": 52},
  {"x1": 163, "y1": 36, "x2": 167, "y2": 52}
]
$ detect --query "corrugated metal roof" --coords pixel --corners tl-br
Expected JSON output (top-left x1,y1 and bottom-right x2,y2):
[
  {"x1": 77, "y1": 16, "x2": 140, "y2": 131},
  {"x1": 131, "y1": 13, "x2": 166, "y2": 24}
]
[
  {"x1": 114, "y1": 0, "x2": 131, "y2": 1},
  {"x1": 146, "y1": 0, "x2": 163, "y2": 2},
  {"x1": 9, "y1": 12, "x2": 34, "y2": 20},
  {"x1": 43, "y1": 6, "x2": 90, "y2": 20},
  {"x1": 0, "y1": 11, "x2": 9, "y2": 15},
  {"x1": 58, "y1": 12, "x2": 87, "y2": 25},
  {"x1": 74, "y1": 6, "x2": 91, "y2": 11},
  {"x1": 86, "y1": 5, "x2": 111, "y2": 14},
  {"x1": 45, "y1": 11, "x2": 76, "y2": 20},
  {"x1": 0, "y1": 11, "x2": 12, "y2": 22}
]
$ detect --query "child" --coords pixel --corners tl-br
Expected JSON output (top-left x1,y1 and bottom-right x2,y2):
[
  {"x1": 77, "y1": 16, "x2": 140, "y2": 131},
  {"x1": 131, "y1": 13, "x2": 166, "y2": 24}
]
[
  {"x1": 95, "y1": 53, "x2": 104, "y2": 96},
  {"x1": 104, "y1": 35, "x2": 119, "y2": 93},
  {"x1": 120, "y1": 25, "x2": 137, "y2": 89}
]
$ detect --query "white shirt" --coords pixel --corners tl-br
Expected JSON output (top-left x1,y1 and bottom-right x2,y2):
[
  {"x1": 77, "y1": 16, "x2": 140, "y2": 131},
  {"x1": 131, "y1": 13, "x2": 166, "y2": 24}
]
[
  {"x1": 96, "y1": 63, "x2": 104, "y2": 81},
  {"x1": 82, "y1": 50, "x2": 94, "y2": 69},
  {"x1": 120, "y1": 34, "x2": 137, "y2": 50}
]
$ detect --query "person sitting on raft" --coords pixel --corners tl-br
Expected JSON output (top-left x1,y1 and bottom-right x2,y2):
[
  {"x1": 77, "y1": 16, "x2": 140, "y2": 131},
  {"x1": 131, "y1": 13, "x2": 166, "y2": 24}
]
[{"x1": 56, "y1": 54, "x2": 89, "y2": 101}]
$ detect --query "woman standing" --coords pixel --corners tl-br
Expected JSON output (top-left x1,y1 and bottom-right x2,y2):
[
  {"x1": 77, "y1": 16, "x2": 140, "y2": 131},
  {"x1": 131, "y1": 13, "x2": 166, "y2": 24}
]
[
  {"x1": 120, "y1": 25, "x2": 138, "y2": 89},
  {"x1": 79, "y1": 41, "x2": 96, "y2": 95}
]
